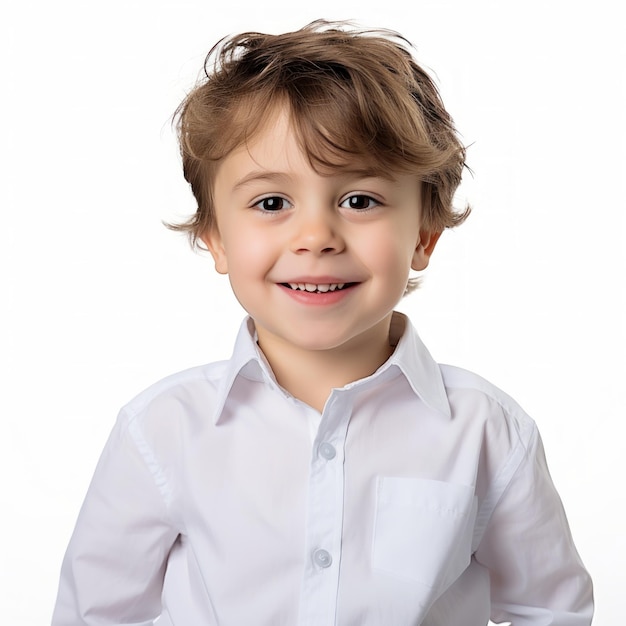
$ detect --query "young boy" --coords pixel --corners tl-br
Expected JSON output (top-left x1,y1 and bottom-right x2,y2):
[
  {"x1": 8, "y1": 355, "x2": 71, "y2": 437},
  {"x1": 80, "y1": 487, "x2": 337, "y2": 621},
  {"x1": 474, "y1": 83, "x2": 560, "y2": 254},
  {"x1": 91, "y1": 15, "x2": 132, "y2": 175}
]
[{"x1": 52, "y1": 21, "x2": 593, "y2": 625}]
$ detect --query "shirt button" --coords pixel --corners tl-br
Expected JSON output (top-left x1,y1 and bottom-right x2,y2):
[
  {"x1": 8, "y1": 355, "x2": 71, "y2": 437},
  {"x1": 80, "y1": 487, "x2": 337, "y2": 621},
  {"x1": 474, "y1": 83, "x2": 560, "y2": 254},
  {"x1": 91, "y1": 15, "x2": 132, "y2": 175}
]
[
  {"x1": 314, "y1": 549, "x2": 332, "y2": 568},
  {"x1": 318, "y1": 442, "x2": 336, "y2": 460}
]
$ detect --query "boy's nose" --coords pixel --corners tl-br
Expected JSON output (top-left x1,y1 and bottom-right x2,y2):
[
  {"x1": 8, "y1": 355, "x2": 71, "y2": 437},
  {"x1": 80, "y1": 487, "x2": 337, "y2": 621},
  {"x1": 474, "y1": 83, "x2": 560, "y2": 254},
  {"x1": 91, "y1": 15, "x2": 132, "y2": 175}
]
[{"x1": 289, "y1": 208, "x2": 345, "y2": 255}]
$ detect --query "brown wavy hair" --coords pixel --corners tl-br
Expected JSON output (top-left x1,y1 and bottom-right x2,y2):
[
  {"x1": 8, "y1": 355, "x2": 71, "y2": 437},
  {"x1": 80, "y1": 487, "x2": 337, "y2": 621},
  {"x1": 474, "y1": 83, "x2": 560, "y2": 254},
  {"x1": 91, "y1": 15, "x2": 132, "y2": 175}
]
[{"x1": 170, "y1": 20, "x2": 470, "y2": 261}]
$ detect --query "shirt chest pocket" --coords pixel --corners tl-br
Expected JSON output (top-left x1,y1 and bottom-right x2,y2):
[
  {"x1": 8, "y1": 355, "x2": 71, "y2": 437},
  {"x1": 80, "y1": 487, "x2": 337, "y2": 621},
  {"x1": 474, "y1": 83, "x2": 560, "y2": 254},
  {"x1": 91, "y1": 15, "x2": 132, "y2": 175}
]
[{"x1": 372, "y1": 477, "x2": 477, "y2": 590}]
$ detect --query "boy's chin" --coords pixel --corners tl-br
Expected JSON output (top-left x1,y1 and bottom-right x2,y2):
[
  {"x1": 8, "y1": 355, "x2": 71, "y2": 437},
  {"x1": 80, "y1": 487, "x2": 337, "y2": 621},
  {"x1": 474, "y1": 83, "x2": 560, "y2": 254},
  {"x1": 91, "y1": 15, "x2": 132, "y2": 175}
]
[{"x1": 253, "y1": 315, "x2": 394, "y2": 355}]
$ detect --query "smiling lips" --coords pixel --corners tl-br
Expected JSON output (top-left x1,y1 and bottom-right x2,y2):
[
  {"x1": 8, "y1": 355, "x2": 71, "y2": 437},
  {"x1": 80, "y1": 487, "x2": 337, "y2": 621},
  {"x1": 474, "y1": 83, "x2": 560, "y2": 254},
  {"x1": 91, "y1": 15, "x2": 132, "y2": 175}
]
[
  {"x1": 278, "y1": 280, "x2": 359, "y2": 304},
  {"x1": 282, "y1": 282, "x2": 355, "y2": 293}
]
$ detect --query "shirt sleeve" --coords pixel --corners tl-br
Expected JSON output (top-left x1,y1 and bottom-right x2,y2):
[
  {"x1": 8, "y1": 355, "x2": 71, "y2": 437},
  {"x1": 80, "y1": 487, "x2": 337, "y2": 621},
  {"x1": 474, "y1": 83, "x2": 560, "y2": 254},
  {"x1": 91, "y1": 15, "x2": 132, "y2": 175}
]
[
  {"x1": 51, "y1": 409, "x2": 179, "y2": 625},
  {"x1": 474, "y1": 423, "x2": 594, "y2": 625}
]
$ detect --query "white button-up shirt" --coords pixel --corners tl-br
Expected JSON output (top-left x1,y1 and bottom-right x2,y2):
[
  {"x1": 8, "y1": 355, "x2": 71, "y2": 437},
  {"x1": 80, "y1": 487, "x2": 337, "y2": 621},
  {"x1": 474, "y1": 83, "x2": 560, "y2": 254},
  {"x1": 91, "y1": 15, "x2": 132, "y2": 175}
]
[{"x1": 52, "y1": 313, "x2": 593, "y2": 625}]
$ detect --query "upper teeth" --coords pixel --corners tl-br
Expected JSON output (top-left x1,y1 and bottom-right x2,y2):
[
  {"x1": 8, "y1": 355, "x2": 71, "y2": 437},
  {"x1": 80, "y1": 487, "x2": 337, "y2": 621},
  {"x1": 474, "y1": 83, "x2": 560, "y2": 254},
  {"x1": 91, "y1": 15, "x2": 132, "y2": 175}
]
[{"x1": 288, "y1": 283, "x2": 346, "y2": 292}]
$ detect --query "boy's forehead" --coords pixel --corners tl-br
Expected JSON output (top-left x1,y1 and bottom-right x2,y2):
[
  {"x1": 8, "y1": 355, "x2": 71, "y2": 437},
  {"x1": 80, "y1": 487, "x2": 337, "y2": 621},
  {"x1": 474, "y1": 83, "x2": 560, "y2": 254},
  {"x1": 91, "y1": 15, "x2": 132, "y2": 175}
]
[{"x1": 220, "y1": 102, "x2": 402, "y2": 182}]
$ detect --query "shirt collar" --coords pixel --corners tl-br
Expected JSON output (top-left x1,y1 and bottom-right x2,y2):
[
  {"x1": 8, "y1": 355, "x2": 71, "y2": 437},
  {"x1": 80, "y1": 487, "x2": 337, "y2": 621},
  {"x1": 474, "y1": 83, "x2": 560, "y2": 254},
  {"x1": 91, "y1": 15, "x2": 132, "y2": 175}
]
[
  {"x1": 211, "y1": 312, "x2": 451, "y2": 424},
  {"x1": 211, "y1": 317, "x2": 270, "y2": 424},
  {"x1": 383, "y1": 312, "x2": 451, "y2": 418}
]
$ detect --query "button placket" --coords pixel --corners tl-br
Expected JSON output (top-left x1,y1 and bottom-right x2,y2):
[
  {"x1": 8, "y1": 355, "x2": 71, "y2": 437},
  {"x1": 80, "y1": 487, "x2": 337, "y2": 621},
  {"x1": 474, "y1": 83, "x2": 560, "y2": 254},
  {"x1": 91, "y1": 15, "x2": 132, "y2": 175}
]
[{"x1": 298, "y1": 391, "x2": 352, "y2": 625}]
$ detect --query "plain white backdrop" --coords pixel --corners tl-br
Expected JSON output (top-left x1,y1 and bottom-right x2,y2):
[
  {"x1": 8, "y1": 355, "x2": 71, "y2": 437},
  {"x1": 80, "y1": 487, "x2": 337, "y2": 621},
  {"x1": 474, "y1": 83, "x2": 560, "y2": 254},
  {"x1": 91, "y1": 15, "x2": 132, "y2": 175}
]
[{"x1": 1, "y1": 0, "x2": 624, "y2": 623}]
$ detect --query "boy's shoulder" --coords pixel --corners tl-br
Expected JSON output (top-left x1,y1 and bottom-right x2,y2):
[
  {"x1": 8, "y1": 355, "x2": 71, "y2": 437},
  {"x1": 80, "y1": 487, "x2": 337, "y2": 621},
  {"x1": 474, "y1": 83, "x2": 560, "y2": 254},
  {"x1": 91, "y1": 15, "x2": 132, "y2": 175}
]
[
  {"x1": 121, "y1": 359, "x2": 230, "y2": 421},
  {"x1": 118, "y1": 318, "x2": 263, "y2": 427},
  {"x1": 439, "y1": 364, "x2": 526, "y2": 415},
  {"x1": 437, "y1": 363, "x2": 537, "y2": 445}
]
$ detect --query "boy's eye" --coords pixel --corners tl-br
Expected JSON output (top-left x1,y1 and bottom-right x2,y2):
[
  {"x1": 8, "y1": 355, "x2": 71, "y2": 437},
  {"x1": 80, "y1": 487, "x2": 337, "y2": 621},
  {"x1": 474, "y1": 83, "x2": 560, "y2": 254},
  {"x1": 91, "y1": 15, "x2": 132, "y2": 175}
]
[
  {"x1": 340, "y1": 194, "x2": 379, "y2": 210},
  {"x1": 254, "y1": 196, "x2": 292, "y2": 211}
]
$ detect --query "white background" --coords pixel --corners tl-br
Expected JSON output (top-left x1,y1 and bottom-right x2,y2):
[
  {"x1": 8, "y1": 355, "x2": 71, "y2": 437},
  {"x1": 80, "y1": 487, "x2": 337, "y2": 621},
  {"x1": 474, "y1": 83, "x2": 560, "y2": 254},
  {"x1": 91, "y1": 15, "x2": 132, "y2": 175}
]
[{"x1": 1, "y1": 0, "x2": 624, "y2": 623}]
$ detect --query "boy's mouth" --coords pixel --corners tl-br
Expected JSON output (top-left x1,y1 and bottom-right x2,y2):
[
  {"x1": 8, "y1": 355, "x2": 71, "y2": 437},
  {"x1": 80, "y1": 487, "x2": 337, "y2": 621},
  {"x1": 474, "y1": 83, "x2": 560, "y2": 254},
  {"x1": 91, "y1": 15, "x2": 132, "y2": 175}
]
[{"x1": 280, "y1": 282, "x2": 357, "y2": 293}]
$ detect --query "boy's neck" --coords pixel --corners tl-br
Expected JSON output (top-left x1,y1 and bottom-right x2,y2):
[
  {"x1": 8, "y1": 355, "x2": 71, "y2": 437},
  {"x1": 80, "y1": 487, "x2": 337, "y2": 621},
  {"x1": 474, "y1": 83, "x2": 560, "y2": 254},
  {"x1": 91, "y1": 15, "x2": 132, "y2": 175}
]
[{"x1": 255, "y1": 317, "x2": 395, "y2": 414}]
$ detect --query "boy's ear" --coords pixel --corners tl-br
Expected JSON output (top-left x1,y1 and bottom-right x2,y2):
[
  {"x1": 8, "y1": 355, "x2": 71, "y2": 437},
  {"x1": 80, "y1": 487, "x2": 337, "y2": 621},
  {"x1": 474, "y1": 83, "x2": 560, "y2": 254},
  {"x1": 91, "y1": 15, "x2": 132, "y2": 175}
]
[
  {"x1": 411, "y1": 230, "x2": 442, "y2": 271},
  {"x1": 201, "y1": 228, "x2": 229, "y2": 275}
]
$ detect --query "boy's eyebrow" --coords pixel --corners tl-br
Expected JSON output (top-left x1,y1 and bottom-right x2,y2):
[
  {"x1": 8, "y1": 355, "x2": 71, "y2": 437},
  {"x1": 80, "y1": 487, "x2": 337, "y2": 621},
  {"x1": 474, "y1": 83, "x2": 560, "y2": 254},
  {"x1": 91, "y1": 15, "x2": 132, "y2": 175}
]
[
  {"x1": 232, "y1": 171, "x2": 292, "y2": 191},
  {"x1": 338, "y1": 167, "x2": 398, "y2": 182}
]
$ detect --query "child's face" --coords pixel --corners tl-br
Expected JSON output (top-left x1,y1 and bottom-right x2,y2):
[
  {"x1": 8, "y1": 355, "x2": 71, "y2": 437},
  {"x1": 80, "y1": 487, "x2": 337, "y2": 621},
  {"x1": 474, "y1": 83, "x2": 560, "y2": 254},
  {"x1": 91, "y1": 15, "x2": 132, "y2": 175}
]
[{"x1": 203, "y1": 108, "x2": 439, "y2": 358}]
